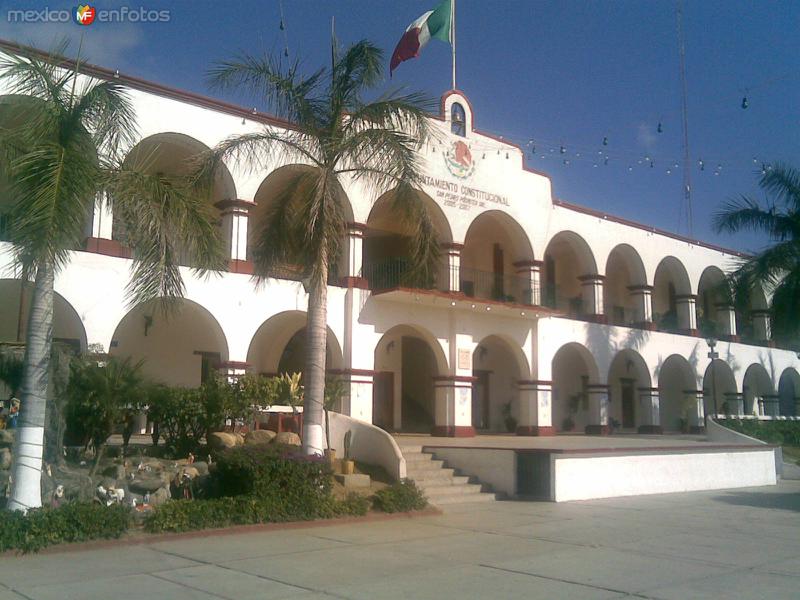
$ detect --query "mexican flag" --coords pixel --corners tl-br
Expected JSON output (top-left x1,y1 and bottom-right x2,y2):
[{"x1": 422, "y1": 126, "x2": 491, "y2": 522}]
[{"x1": 390, "y1": 0, "x2": 452, "y2": 75}]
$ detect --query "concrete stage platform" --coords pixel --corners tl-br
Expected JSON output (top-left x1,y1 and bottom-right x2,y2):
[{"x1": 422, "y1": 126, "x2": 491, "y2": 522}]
[{"x1": 394, "y1": 433, "x2": 779, "y2": 502}]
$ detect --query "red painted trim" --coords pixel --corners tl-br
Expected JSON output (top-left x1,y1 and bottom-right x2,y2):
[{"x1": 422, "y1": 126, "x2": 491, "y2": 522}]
[
  {"x1": 552, "y1": 198, "x2": 749, "y2": 259},
  {"x1": 218, "y1": 360, "x2": 250, "y2": 369},
  {"x1": 214, "y1": 199, "x2": 255, "y2": 211},
  {"x1": 721, "y1": 334, "x2": 741, "y2": 343},
  {"x1": 515, "y1": 425, "x2": 555, "y2": 436},
  {"x1": 578, "y1": 274, "x2": 606, "y2": 282},
  {"x1": 229, "y1": 259, "x2": 254, "y2": 275},
  {"x1": 627, "y1": 284, "x2": 654, "y2": 292},
  {"x1": 421, "y1": 443, "x2": 775, "y2": 455},
  {"x1": 637, "y1": 425, "x2": 664, "y2": 434},
  {"x1": 327, "y1": 368, "x2": 379, "y2": 378},
  {"x1": 637, "y1": 387, "x2": 659, "y2": 393},
  {"x1": 675, "y1": 294, "x2": 698, "y2": 301},
  {"x1": 432, "y1": 375, "x2": 478, "y2": 383},
  {"x1": 632, "y1": 321, "x2": 657, "y2": 331},
  {"x1": 431, "y1": 425, "x2": 476, "y2": 438},
  {"x1": 750, "y1": 309, "x2": 771, "y2": 316},
  {"x1": 586, "y1": 383, "x2": 610, "y2": 390},
  {"x1": 512, "y1": 259, "x2": 542, "y2": 268},
  {"x1": 440, "y1": 242, "x2": 465, "y2": 251},
  {"x1": 585, "y1": 424, "x2": 611, "y2": 435},
  {"x1": 345, "y1": 222, "x2": 368, "y2": 232},
  {"x1": 518, "y1": 379, "x2": 553, "y2": 386},
  {"x1": 84, "y1": 237, "x2": 131, "y2": 258},
  {"x1": 584, "y1": 314, "x2": 608, "y2": 324},
  {"x1": 340, "y1": 276, "x2": 370, "y2": 289}
]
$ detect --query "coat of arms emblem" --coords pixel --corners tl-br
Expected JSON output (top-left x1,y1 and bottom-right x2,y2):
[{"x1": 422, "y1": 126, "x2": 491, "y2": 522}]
[{"x1": 444, "y1": 140, "x2": 475, "y2": 179}]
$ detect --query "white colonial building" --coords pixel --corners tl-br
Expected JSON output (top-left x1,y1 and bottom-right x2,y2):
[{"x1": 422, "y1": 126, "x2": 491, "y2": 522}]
[{"x1": 2, "y1": 47, "x2": 799, "y2": 441}]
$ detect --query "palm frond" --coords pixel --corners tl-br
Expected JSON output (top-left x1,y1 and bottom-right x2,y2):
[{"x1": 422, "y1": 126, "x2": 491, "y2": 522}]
[
  {"x1": 73, "y1": 80, "x2": 138, "y2": 158},
  {"x1": 760, "y1": 164, "x2": 800, "y2": 212}
]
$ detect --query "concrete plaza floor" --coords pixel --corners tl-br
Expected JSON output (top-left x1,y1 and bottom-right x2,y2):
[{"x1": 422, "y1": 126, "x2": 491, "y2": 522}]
[{"x1": 1, "y1": 481, "x2": 799, "y2": 600}]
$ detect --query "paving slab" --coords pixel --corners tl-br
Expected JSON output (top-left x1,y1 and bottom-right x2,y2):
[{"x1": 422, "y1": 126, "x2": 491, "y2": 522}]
[
  {"x1": 646, "y1": 569, "x2": 800, "y2": 600},
  {"x1": 11, "y1": 573, "x2": 218, "y2": 600},
  {"x1": 151, "y1": 564, "x2": 308, "y2": 600}
]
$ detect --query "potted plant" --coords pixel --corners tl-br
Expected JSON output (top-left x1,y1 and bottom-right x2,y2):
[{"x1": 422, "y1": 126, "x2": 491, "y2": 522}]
[
  {"x1": 501, "y1": 401, "x2": 517, "y2": 433},
  {"x1": 341, "y1": 430, "x2": 355, "y2": 475},
  {"x1": 275, "y1": 372, "x2": 304, "y2": 433}
]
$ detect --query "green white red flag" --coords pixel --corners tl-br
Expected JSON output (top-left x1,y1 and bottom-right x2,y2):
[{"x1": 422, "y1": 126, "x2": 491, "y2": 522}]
[{"x1": 390, "y1": 0, "x2": 452, "y2": 76}]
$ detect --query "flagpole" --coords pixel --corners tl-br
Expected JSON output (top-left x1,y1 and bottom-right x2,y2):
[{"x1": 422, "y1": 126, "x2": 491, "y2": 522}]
[{"x1": 451, "y1": 0, "x2": 456, "y2": 90}]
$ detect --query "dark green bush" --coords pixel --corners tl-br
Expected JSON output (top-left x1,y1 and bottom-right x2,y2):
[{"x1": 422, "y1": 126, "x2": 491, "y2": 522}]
[
  {"x1": 0, "y1": 503, "x2": 130, "y2": 554},
  {"x1": 718, "y1": 418, "x2": 800, "y2": 446},
  {"x1": 212, "y1": 443, "x2": 331, "y2": 506},
  {"x1": 372, "y1": 479, "x2": 427, "y2": 513}
]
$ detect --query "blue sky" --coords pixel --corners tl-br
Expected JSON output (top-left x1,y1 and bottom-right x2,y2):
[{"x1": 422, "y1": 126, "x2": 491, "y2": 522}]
[{"x1": 1, "y1": 0, "x2": 797, "y2": 253}]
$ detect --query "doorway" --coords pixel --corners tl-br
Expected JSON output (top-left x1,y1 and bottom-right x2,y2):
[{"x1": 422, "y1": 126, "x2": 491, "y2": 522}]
[
  {"x1": 621, "y1": 378, "x2": 635, "y2": 428},
  {"x1": 373, "y1": 371, "x2": 394, "y2": 431},
  {"x1": 472, "y1": 370, "x2": 490, "y2": 429}
]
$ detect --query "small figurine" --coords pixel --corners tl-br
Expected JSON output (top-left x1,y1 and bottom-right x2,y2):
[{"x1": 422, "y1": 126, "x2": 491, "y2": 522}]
[
  {"x1": 187, "y1": 452, "x2": 195, "y2": 464},
  {"x1": 51, "y1": 484, "x2": 65, "y2": 508}
]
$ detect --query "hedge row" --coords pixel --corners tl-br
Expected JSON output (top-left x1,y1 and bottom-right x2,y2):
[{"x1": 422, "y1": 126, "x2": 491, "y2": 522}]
[
  {"x1": 0, "y1": 503, "x2": 130, "y2": 554},
  {"x1": 717, "y1": 418, "x2": 800, "y2": 446}
]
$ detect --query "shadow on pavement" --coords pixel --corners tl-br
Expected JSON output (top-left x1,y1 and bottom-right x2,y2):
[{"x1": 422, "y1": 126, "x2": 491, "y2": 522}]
[{"x1": 712, "y1": 491, "x2": 800, "y2": 513}]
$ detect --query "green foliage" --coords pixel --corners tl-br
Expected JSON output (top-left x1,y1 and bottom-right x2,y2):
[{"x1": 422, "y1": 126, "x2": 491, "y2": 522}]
[
  {"x1": 717, "y1": 418, "x2": 800, "y2": 447},
  {"x1": 0, "y1": 503, "x2": 130, "y2": 554},
  {"x1": 234, "y1": 372, "x2": 279, "y2": 407},
  {"x1": 0, "y1": 345, "x2": 24, "y2": 395},
  {"x1": 371, "y1": 479, "x2": 428, "y2": 513},
  {"x1": 212, "y1": 443, "x2": 331, "y2": 505},
  {"x1": 275, "y1": 372, "x2": 304, "y2": 410},
  {"x1": 64, "y1": 357, "x2": 145, "y2": 454}
]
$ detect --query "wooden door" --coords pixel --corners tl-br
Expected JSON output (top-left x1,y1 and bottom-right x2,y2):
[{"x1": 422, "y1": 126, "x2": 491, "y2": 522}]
[{"x1": 372, "y1": 371, "x2": 394, "y2": 431}]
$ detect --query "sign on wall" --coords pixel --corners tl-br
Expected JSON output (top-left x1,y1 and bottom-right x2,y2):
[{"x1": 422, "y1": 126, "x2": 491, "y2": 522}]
[{"x1": 457, "y1": 348, "x2": 472, "y2": 370}]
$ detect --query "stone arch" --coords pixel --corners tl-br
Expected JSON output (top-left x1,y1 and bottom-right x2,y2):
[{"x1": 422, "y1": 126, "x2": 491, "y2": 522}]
[
  {"x1": 658, "y1": 354, "x2": 697, "y2": 432},
  {"x1": 472, "y1": 334, "x2": 529, "y2": 432},
  {"x1": 0, "y1": 279, "x2": 87, "y2": 353},
  {"x1": 607, "y1": 349, "x2": 652, "y2": 430},
  {"x1": 542, "y1": 231, "x2": 598, "y2": 316},
  {"x1": 653, "y1": 256, "x2": 692, "y2": 332},
  {"x1": 703, "y1": 359, "x2": 739, "y2": 416},
  {"x1": 245, "y1": 310, "x2": 344, "y2": 376},
  {"x1": 604, "y1": 244, "x2": 647, "y2": 326},
  {"x1": 697, "y1": 266, "x2": 731, "y2": 335},
  {"x1": 461, "y1": 210, "x2": 535, "y2": 303},
  {"x1": 778, "y1": 368, "x2": 800, "y2": 417},
  {"x1": 373, "y1": 323, "x2": 448, "y2": 432},
  {"x1": 363, "y1": 187, "x2": 453, "y2": 290},
  {"x1": 110, "y1": 298, "x2": 228, "y2": 387},
  {"x1": 552, "y1": 342, "x2": 600, "y2": 432},
  {"x1": 743, "y1": 363, "x2": 777, "y2": 416}
]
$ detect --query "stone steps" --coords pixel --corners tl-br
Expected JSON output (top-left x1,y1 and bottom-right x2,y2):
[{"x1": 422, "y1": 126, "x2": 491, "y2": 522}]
[{"x1": 401, "y1": 448, "x2": 497, "y2": 507}]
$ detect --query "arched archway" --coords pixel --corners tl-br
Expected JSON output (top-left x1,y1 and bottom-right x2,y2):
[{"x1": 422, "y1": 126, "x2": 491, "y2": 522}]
[
  {"x1": 552, "y1": 342, "x2": 600, "y2": 432},
  {"x1": 607, "y1": 349, "x2": 651, "y2": 430},
  {"x1": 743, "y1": 363, "x2": 777, "y2": 416},
  {"x1": 778, "y1": 368, "x2": 800, "y2": 416},
  {"x1": 703, "y1": 359, "x2": 738, "y2": 416},
  {"x1": 604, "y1": 244, "x2": 647, "y2": 326},
  {"x1": 0, "y1": 280, "x2": 87, "y2": 353},
  {"x1": 542, "y1": 231, "x2": 598, "y2": 317},
  {"x1": 653, "y1": 256, "x2": 692, "y2": 332},
  {"x1": 110, "y1": 299, "x2": 228, "y2": 387},
  {"x1": 461, "y1": 211, "x2": 535, "y2": 303},
  {"x1": 251, "y1": 165, "x2": 354, "y2": 280},
  {"x1": 373, "y1": 324, "x2": 447, "y2": 432},
  {"x1": 246, "y1": 310, "x2": 343, "y2": 376},
  {"x1": 117, "y1": 133, "x2": 235, "y2": 265},
  {"x1": 472, "y1": 335, "x2": 528, "y2": 432},
  {"x1": 697, "y1": 266, "x2": 732, "y2": 336},
  {"x1": 658, "y1": 354, "x2": 696, "y2": 431},
  {"x1": 363, "y1": 188, "x2": 453, "y2": 290}
]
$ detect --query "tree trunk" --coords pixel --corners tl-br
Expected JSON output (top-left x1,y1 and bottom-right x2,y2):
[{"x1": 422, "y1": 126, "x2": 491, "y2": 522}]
[
  {"x1": 303, "y1": 266, "x2": 328, "y2": 456},
  {"x1": 8, "y1": 262, "x2": 54, "y2": 512}
]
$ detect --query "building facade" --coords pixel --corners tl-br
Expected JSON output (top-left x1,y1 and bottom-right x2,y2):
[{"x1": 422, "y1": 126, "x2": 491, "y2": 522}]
[{"x1": 1, "y1": 52, "x2": 799, "y2": 437}]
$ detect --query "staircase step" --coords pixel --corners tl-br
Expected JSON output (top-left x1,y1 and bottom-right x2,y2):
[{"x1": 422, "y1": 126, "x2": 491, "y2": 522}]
[
  {"x1": 405, "y1": 458, "x2": 444, "y2": 470},
  {"x1": 412, "y1": 474, "x2": 470, "y2": 486},
  {"x1": 419, "y1": 483, "x2": 483, "y2": 496},
  {"x1": 407, "y1": 467, "x2": 456, "y2": 479},
  {"x1": 426, "y1": 492, "x2": 497, "y2": 506},
  {"x1": 397, "y1": 445, "x2": 423, "y2": 454}
]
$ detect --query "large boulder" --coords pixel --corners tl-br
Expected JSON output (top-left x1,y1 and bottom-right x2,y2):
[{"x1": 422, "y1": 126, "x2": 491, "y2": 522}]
[
  {"x1": 103, "y1": 464, "x2": 127, "y2": 480},
  {"x1": 0, "y1": 447, "x2": 11, "y2": 470},
  {"x1": 192, "y1": 461, "x2": 209, "y2": 476},
  {"x1": 129, "y1": 475, "x2": 165, "y2": 494},
  {"x1": 0, "y1": 429, "x2": 14, "y2": 448},
  {"x1": 245, "y1": 429, "x2": 277, "y2": 445},
  {"x1": 149, "y1": 486, "x2": 171, "y2": 506},
  {"x1": 274, "y1": 431, "x2": 302, "y2": 446},
  {"x1": 51, "y1": 465, "x2": 95, "y2": 501},
  {"x1": 208, "y1": 432, "x2": 240, "y2": 451}
]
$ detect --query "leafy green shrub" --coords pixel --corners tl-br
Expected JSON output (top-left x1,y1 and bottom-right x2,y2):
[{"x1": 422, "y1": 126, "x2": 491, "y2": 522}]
[
  {"x1": 718, "y1": 418, "x2": 800, "y2": 446},
  {"x1": 212, "y1": 443, "x2": 331, "y2": 506},
  {"x1": 372, "y1": 479, "x2": 427, "y2": 513},
  {"x1": 0, "y1": 503, "x2": 130, "y2": 554}
]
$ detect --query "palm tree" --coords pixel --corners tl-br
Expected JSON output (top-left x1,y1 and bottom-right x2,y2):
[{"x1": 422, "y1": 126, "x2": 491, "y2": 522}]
[
  {"x1": 206, "y1": 40, "x2": 438, "y2": 455},
  {"x1": 0, "y1": 42, "x2": 226, "y2": 511},
  {"x1": 713, "y1": 164, "x2": 800, "y2": 346}
]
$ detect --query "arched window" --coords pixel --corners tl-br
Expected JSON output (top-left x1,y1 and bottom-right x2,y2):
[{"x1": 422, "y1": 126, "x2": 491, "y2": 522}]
[{"x1": 451, "y1": 102, "x2": 466, "y2": 137}]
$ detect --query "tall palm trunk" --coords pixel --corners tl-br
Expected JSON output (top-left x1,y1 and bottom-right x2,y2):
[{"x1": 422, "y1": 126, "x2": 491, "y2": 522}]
[
  {"x1": 303, "y1": 261, "x2": 328, "y2": 456},
  {"x1": 8, "y1": 262, "x2": 54, "y2": 512}
]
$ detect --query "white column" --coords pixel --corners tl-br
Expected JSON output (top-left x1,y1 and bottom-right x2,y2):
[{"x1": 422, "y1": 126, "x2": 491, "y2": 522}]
[
  {"x1": 91, "y1": 192, "x2": 113, "y2": 239},
  {"x1": 676, "y1": 294, "x2": 698, "y2": 332},
  {"x1": 637, "y1": 387, "x2": 662, "y2": 433},
  {"x1": 585, "y1": 383, "x2": 610, "y2": 434},
  {"x1": 716, "y1": 303, "x2": 737, "y2": 337},
  {"x1": 516, "y1": 380, "x2": 554, "y2": 435},
  {"x1": 579, "y1": 274, "x2": 605, "y2": 318},
  {"x1": 752, "y1": 310, "x2": 771, "y2": 342},
  {"x1": 215, "y1": 199, "x2": 252, "y2": 263},
  {"x1": 686, "y1": 390, "x2": 705, "y2": 431},
  {"x1": 345, "y1": 222, "x2": 366, "y2": 280},
  {"x1": 514, "y1": 260, "x2": 542, "y2": 306},
  {"x1": 628, "y1": 285, "x2": 654, "y2": 325},
  {"x1": 442, "y1": 243, "x2": 463, "y2": 292},
  {"x1": 433, "y1": 376, "x2": 475, "y2": 436}
]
